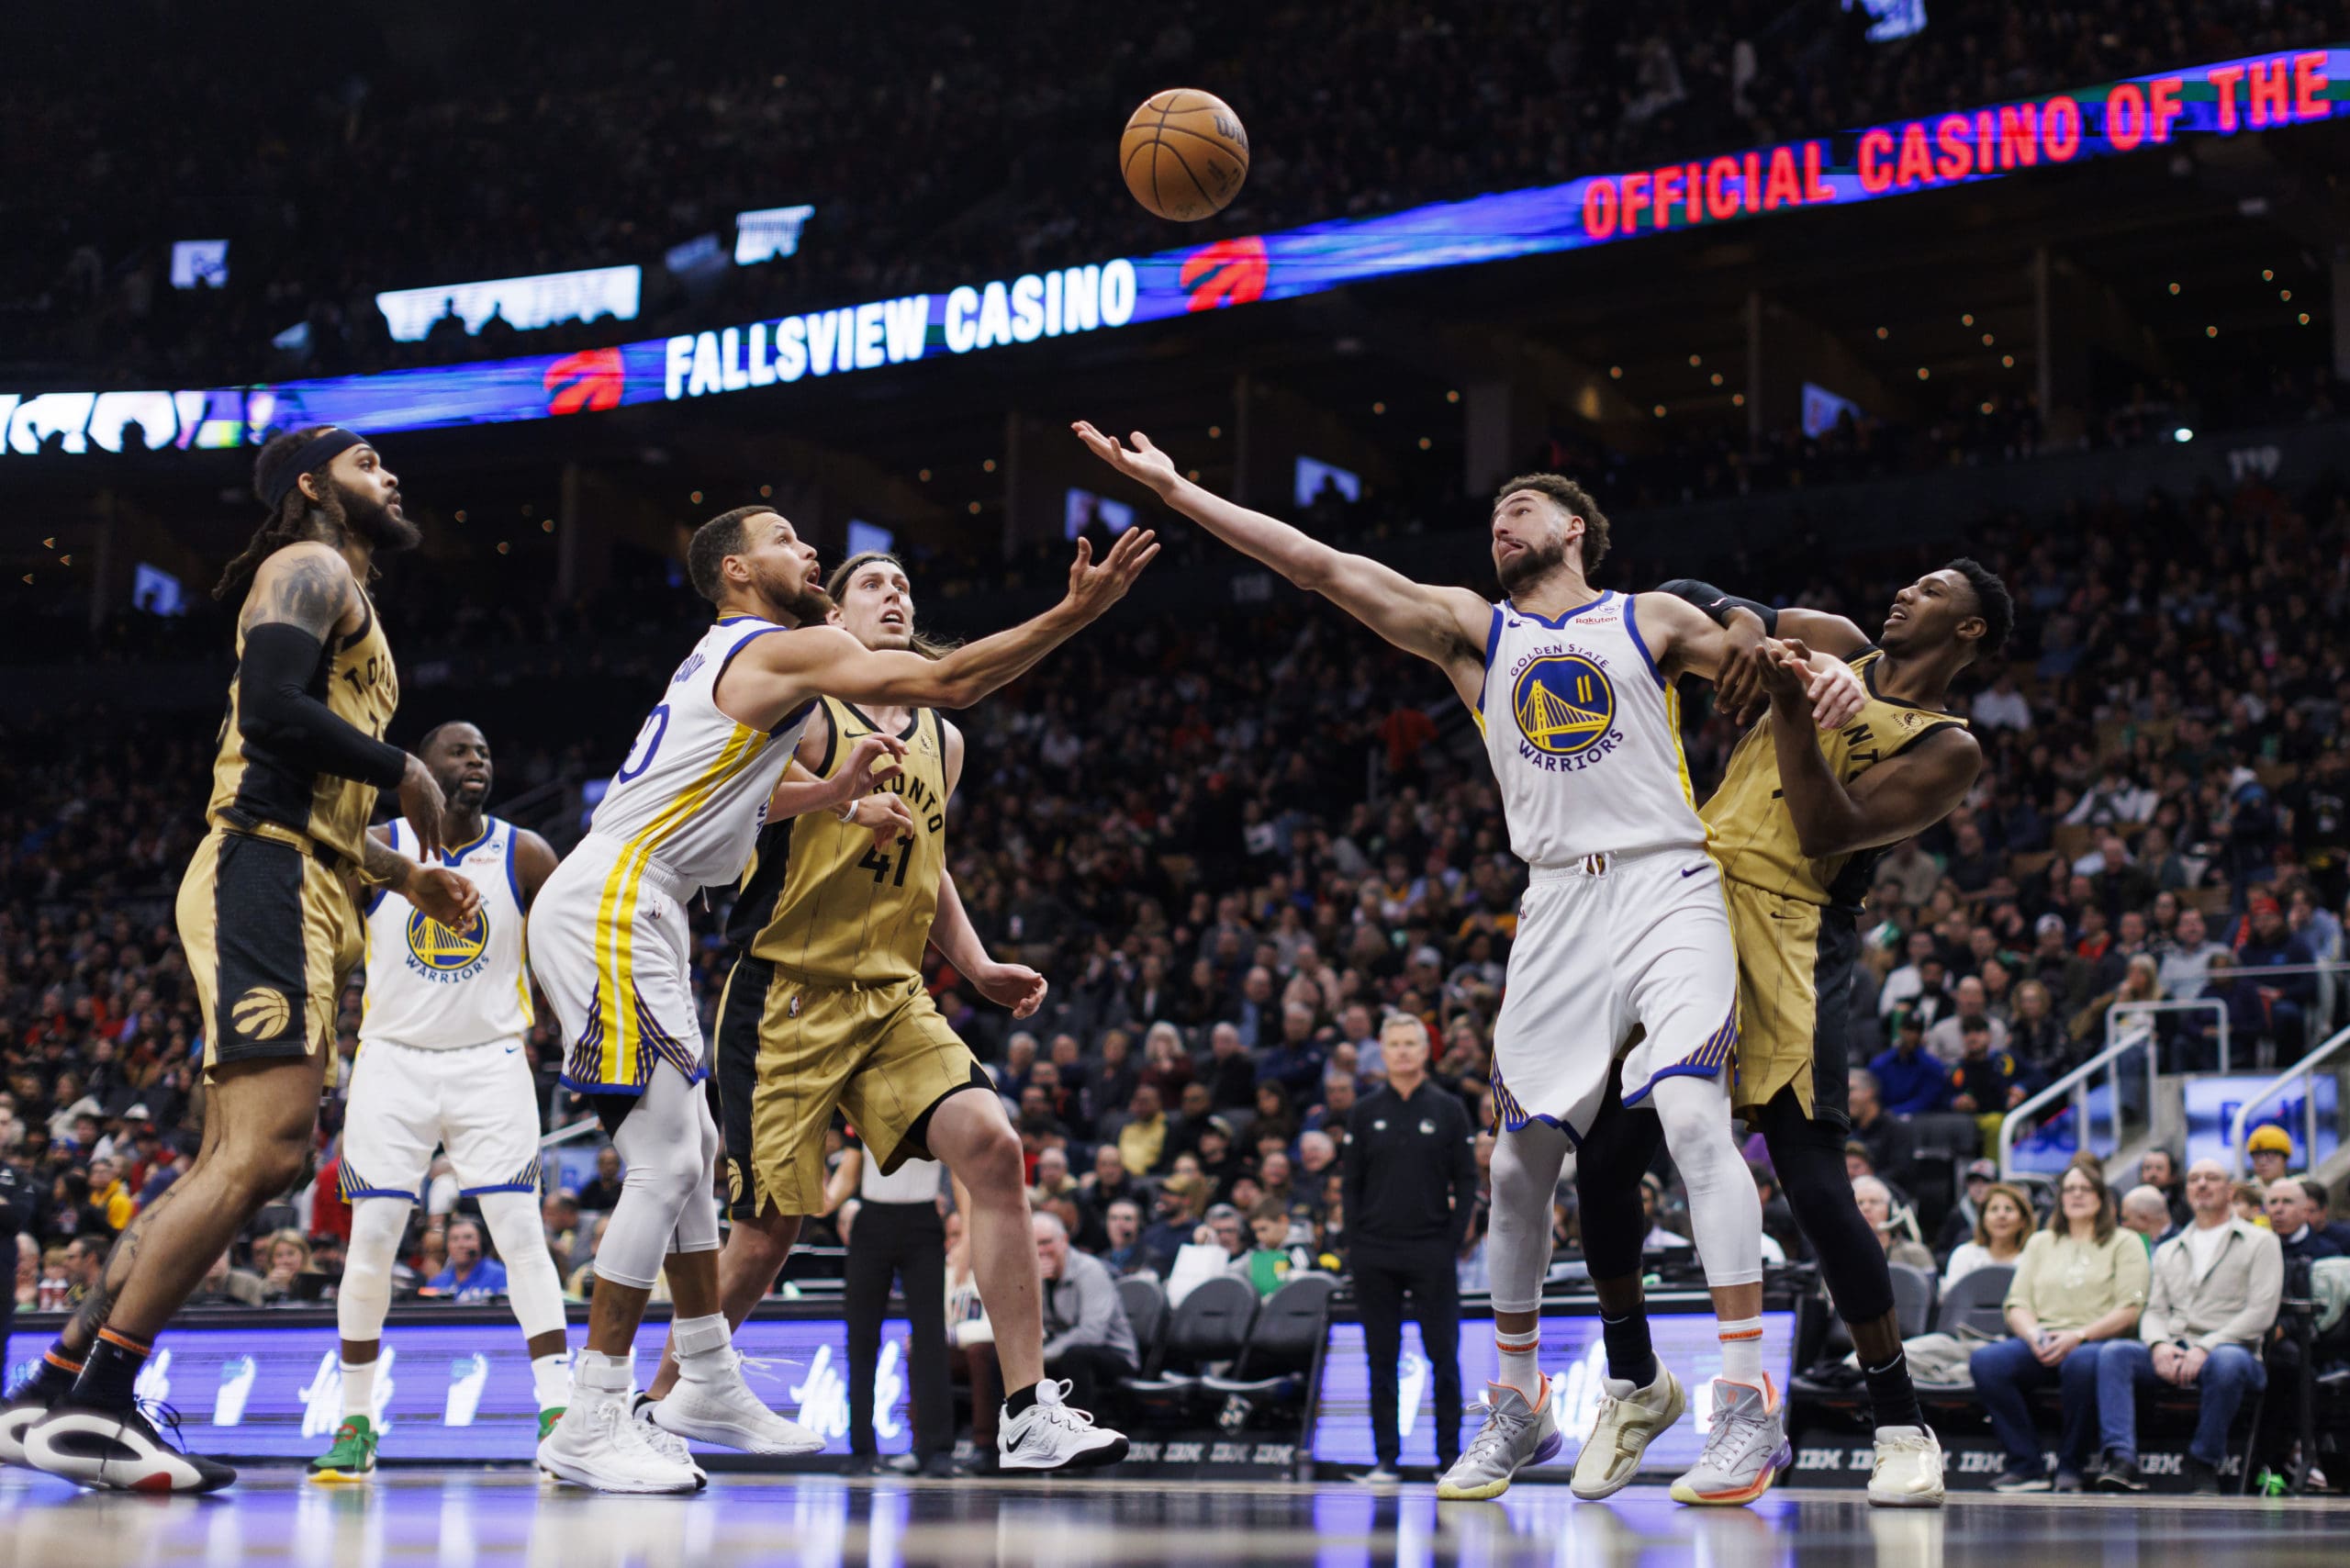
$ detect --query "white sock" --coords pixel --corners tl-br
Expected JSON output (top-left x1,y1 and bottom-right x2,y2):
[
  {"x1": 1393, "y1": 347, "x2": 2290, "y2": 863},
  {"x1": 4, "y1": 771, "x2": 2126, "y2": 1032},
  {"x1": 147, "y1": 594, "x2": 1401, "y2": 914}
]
[
  {"x1": 532, "y1": 1350, "x2": 573, "y2": 1412},
  {"x1": 1718, "y1": 1316, "x2": 1765, "y2": 1391},
  {"x1": 671, "y1": 1313, "x2": 732, "y2": 1379},
  {"x1": 574, "y1": 1349, "x2": 632, "y2": 1406},
  {"x1": 341, "y1": 1357, "x2": 377, "y2": 1422},
  {"x1": 1495, "y1": 1331, "x2": 1542, "y2": 1402}
]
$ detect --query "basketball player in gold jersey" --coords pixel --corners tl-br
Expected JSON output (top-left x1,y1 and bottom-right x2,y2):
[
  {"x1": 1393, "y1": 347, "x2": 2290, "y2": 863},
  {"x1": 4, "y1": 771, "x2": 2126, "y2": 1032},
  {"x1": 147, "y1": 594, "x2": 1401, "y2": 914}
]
[
  {"x1": 11, "y1": 426, "x2": 478, "y2": 1494},
  {"x1": 641, "y1": 549, "x2": 1128, "y2": 1470},
  {"x1": 1572, "y1": 562, "x2": 2009, "y2": 1508}
]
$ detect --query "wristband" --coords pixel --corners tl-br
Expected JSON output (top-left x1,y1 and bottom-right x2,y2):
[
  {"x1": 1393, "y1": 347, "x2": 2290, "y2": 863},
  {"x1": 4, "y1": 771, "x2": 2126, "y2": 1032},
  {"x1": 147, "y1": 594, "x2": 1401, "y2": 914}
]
[{"x1": 836, "y1": 796, "x2": 861, "y2": 823}]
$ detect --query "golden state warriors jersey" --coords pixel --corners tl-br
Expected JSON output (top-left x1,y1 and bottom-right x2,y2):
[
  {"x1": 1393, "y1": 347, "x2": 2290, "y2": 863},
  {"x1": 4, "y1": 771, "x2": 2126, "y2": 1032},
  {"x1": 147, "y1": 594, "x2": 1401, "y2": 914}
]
[
  {"x1": 1704, "y1": 648, "x2": 1969, "y2": 909},
  {"x1": 360, "y1": 817, "x2": 531, "y2": 1048},
  {"x1": 587, "y1": 616, "x2": 815, "y2": 889},
  {"x1": 1475, "y1": 589, "x2": 1708, "y2": 867},
  {"x1": 207, "y1": 577, "x2": 397, "y2": 866},
  {"x1": 727, "y1": 699, "x2": 950, "y2": 984}
]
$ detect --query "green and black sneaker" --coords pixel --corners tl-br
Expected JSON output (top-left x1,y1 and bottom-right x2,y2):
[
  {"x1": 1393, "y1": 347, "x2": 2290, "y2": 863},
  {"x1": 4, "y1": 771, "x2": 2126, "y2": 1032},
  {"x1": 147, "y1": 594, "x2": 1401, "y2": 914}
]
[
  {"x1": 537, "y1": 1407, "x2": 565, "y2": 1443},
  {"x1": 308, "y1": 1416, "x2": 379, "y2": 1484}
]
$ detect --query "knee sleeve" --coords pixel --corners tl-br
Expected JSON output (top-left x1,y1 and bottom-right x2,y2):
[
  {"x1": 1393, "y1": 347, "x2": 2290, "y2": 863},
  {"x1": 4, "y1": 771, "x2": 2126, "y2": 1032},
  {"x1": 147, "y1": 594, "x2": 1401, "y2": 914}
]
[
  {"x1": 1487, "y1": 1124, "x2": 1572, "y2": 1313},
  {"x1": 1758, "y1": 1092, "x2": 1894, "y2": 1324},
  {"x1": 596, "y1": 1067, "x2": 714, "y2": 1290},
  {"x1": 1650, "y1": 1075, "x2": 1762, "y2": 1289},
  {"x1": 337, "y1": 1198, "x2": 411, "y2": 1341},
  {"x1": 476, "y1": 1190, "x2": 567, "y2": 1340}
]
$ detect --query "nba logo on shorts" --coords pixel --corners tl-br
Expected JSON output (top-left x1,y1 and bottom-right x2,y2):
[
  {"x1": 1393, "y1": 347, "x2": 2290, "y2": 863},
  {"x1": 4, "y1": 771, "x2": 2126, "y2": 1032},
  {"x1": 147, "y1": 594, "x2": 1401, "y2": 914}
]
[{"x1": 1512, "y1": 654, "x2": 1614, "y2": 757}]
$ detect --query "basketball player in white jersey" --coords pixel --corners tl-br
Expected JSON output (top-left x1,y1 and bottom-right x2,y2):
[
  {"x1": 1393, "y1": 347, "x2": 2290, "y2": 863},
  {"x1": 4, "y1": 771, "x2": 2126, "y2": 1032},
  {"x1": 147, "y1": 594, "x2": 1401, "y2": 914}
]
[
  {"x1": 528, "y1": 504, "x2": 1154, "y2": 1493},
  {"x1": 1075, "y1": 424, "x2": 1861, "y2": 1506},
  {"x1": 310, "y1": 721, "x2": 566, "y2": 1482}
]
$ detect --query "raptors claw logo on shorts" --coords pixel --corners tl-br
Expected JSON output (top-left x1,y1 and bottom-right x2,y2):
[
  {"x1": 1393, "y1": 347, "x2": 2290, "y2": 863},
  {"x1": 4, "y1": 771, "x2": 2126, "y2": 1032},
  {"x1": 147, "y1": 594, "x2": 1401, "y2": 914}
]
[{"x1": 230, "y1": 985, "x2": 292, "y2": 1039}]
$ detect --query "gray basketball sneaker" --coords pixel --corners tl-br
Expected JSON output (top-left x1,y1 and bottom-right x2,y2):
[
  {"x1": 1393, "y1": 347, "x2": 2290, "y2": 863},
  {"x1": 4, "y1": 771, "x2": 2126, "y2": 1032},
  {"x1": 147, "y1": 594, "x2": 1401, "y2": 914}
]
[
  {"x1": 1436, "y1": 1382, "x2": 1562, "y2": 1501},
  {"x1": 1668, "y1": 1379, "x2": 1791, "y2": 1506}
]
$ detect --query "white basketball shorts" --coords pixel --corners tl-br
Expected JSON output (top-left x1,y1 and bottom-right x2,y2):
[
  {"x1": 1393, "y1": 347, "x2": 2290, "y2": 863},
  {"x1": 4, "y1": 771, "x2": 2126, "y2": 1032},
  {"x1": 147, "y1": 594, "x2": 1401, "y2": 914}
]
[
  {"x1": 527, "y1": 833, "x2": 707, "y2": 1098},
  {"x1": 340, "y1": 1035, "x2": 543, "y2": 1201},
  {"x1": 1488, "y1": 846, "x2": 1740, "y2": 1143}
]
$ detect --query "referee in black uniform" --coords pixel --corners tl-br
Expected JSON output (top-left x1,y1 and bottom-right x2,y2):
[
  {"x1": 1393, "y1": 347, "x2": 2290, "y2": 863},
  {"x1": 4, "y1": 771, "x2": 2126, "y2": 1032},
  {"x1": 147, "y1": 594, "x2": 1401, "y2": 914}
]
[{"x1": 1344, "y1": 1014, "x2": 1476, "y2": 1479}]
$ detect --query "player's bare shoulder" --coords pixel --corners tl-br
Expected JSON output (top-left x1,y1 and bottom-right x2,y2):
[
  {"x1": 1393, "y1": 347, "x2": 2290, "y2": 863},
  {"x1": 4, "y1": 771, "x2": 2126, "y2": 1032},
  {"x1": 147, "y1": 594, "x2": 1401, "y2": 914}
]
[{"x1": 242, "y1": 540, "x2": 360, "y2": 636}]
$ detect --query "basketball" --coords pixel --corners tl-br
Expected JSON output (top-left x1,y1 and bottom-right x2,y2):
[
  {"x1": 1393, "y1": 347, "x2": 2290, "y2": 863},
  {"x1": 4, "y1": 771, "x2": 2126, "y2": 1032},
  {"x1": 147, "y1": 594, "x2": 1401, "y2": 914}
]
[{"x1": 1120, "y1": 88, "x2": 1249, "y2": 222}]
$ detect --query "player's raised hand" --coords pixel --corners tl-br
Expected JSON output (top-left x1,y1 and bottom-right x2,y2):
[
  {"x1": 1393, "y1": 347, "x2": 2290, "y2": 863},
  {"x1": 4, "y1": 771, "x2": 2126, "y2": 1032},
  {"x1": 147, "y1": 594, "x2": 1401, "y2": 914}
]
[
  {"x1": 398, "y1": 752, "x2": 451, "y2": 857},
  {"x1": 1712, "y1": 615, "x2": 1774, "y2": 728},
  {"x1": 1070, "y1": 421, "x2": 1180, "y2": 494},
  {"x1": 408, "y1": 865, "x2": 482, "y2": 931},
  {"x1": 972, "y1": 959, "x2": 1048, "y2": 1019},
  {"x1": 1062, "y1": 523, "x2": 1159, "y2": 622},
  {"x1": 838, "y1": 733, "x2": 908, "y2": 797},
  {"x1": 855, "y1": 792, "x2": 917, "y2": 851}
]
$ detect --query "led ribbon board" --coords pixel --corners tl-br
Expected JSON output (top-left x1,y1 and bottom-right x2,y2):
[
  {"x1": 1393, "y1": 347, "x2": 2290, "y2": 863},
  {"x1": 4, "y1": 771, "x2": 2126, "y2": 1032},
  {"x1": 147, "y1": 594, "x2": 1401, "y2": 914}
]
[{"x1": 3, "y1": 47, "x2": 2338, "y2": 457}]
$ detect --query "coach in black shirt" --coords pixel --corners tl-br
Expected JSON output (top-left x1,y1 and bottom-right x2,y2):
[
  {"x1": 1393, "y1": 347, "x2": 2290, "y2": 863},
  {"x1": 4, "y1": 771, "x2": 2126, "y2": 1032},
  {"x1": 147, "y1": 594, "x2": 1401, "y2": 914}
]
[{"x1": 1343, "y1": 1015, "x2": 1477, "y2": 1478}]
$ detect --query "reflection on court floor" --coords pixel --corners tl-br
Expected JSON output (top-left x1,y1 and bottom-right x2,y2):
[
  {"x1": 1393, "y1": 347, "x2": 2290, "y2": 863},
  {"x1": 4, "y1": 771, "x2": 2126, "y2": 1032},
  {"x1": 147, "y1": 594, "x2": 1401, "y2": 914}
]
[{"x1": 0, "y1": 1470, "x2": 2344, "y2": 1568}]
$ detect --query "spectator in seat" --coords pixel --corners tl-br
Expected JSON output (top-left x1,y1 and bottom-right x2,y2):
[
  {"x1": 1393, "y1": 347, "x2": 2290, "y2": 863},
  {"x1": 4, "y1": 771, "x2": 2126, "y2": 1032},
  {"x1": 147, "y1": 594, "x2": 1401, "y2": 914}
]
[
  {"x1": 1926, "y1": 978, "x2": 2009, "y2": 1064},
  {"x1": 1228, "y1": 1196, "x2": 1313, "y2": 1298},
  {"x1": 1935, "y1": 1159, "x2": 1999, "y2": 1256},
  {"x1": 2006, "y1": 980, "x2": 2068, "y2": 1080},
  {"x1": 1867, "y1": 1012, "x2": 1952, "y2": 1116},
  {"x1": 2132, "y1": 1148, "x2": 2191, "y2": 1230},
  {"x1": 1949, "y1": 1018, "x2": 2027, "y2": 1157},
  {"x1": 1201, "y1": 1023, "x2": 1257, "y2": 1112},
  {"x1": 1944, "y1": 1181, "x2": 2033, "y2": 1288},
  {"x1": 1032, "y1": 1211, "x2": 1139, "y2": 1412},
  {"x1": 2263, "y1": 1180, "x2": 2342, "y2": 1261},
  {"x1": 1845, "y1": 1070, "x2": 1916, "y2": 1192},
  {"x1": 2095, "y1": 1158, "x2": 2284, "y2": 1495},
  {"x1": 1972, "y1": 1159, "x2": 2149, "y2": 1492},
  {"x1": 2156, "y1": 907, "x2": 2227, "y2": 1001},
  {"x1": 1101, "y1": 1198, "x2": 1147, "y2": 1277},
  {"x1": 424, "y1": 1216, "x2": 508, "y2": 1304},
  {"x1": 2232, "y1": 895, "x2": 2315, "y2": 1058},
  {"x1": 259, "y1": 1229, "x2": 320, "y2": 1305},
  {"x1": 1138, "y1": 1174, "x2": 1208, "y2": 1278},
  {"x1": 1113, "y1": 1083, "x2": 1175, "y2": 1177},
  {"x1": 2244, "y1": 1125, "x2": 2294, "y2": 1187},
  {"x1": 1852, "y1": 1176, "x2": 1933, "y2": 1271},
  {"x1": 2119, "y1": 1187, "x2": 2178, "y2": 1251},
  {"x1": 576, "y1": 1147, "x2": 623, "y2": 1212},
  {"x1": 2231, "y1": 1181, "x2": 2267, "y2": 1226},
  {"x1": 2302, "y1": 1179, "x2": 2350, "y2": 1253}
]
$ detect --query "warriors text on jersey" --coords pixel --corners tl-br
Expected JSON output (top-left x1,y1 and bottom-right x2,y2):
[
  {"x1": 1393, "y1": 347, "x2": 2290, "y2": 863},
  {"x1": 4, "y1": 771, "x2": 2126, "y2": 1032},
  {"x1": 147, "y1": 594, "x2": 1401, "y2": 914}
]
[
  {"x1": 207, "y1": 584, "x2": 398, "y2": 865},
  {"x1": 361, "y1": 817, "x2": 532, "y2": 1050},
  {"x1": 1475, "y1": 588, "x2": 1707, "y2": 867},
  {"x1": 727, "y1": 699, "x2": 950, "y2": 984},
  {"x1": 530, "y1": 615, "x2": 815, "y2": 1095},
  {"x1": 1703, "y1": 648, "x2": 1970, "y2": 910}
]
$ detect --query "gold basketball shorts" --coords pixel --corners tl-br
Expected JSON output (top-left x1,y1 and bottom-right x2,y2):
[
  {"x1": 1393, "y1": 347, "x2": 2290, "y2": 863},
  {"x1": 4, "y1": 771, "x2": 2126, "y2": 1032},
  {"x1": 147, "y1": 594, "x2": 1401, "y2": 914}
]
[
  {"x1": 177, "y1": 826, "x2": 364, "y2": 1077},
  {"x1": 709, "y1": 955, "x2": 981, "y2": 1220},
  {"x1": 1721, "y1": 877, "x2": 1861, "y2": 1127}
]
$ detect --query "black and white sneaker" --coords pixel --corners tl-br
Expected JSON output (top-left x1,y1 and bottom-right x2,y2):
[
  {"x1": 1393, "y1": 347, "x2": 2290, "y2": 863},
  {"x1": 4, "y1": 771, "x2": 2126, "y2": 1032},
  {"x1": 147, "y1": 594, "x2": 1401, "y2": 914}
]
[
  {"x1": 996, "y1": 1380, "x2": 1129, "y2": 1472},
  {"x1": 22, "y1": 1402, "x2": 237, "y2": 1493},
  {"x1": 0, "y1": 1388, "x2": 67, "y2": 1467}
]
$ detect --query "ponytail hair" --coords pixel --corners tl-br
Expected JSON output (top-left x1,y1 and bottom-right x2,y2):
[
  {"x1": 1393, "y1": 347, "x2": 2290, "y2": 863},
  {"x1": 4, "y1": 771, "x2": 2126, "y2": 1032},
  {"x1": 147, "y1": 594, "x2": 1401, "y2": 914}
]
[{"x1": 214, "y1": 425, "x2": 345, "y2": 603}]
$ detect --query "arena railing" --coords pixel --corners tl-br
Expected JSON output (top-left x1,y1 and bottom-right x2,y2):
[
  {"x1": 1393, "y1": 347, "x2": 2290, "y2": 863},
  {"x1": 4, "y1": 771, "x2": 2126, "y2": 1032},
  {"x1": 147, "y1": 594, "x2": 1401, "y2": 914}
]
[
  {"x1": 2108, "y1": 997, "x2": 2228, "y2": 1074},
  {"x1": 1998, "y1": 1019, "x2": 2156, "y2": 1184},
  {"x1": 2225, "y1": 1022, "x2": 2350, "y2": 1180}
]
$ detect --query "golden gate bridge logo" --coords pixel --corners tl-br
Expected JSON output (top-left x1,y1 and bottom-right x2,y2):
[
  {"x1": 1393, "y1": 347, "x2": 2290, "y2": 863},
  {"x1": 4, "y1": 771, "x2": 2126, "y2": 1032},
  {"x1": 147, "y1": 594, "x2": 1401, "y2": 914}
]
[
  {"x1": 406, "y1": 907, "x2": 490, "y2": 976},
  {"x1": 1512, "y1": 654, "x2": 1615, "y2": 756}
]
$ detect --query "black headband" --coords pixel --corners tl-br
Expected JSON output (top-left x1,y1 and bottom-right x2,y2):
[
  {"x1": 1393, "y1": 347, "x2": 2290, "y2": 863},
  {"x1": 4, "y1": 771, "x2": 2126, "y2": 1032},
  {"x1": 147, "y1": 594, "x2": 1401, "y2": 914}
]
[{"x1": 263, "y1": 428, "x2": 366, "y2": 510}]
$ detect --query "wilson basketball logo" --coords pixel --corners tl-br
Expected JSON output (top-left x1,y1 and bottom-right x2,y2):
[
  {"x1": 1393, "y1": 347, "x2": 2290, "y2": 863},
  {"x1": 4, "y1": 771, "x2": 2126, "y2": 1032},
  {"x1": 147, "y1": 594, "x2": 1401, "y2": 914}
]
[
  {"x1": 406, "y1": 907, "x2": 490, "y2": 978},
  {"x1": 230, "y1": 986, "x2": 292, "y2": 1039},
  {"x1": 1512, "y1": 654, "x2": 1616, "y2": 757}
]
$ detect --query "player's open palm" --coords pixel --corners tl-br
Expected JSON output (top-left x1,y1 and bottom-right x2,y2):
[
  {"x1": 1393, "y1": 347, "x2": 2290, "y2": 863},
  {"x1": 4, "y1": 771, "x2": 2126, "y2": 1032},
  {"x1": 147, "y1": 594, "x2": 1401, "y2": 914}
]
[
  {"x1": 1063, "y1": 523, "x2": 1159, "y2": 622},
  {"x1": 974, "y1": 961, "x2": 1048, "y2": 1019},
  {"x1": 839, "y1": 733, "x2": 908, "y2": 797},
  {"x1": 857, "y1": 792, "x2": 917, "y2": 851},
  {"x1": 409, "y1": 865, "x2": 482, "y2": 931},
  {"x1": 1070, "y1": 420, "x2": 1178, "y2": 492}
]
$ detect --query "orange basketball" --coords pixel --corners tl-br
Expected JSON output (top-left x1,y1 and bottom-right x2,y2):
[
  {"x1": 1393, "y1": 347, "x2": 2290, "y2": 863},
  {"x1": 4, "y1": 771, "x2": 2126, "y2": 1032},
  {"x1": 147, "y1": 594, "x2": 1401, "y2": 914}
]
[{"x1": 1120, "y1": 89, "x2": 1249, "y2": 222}]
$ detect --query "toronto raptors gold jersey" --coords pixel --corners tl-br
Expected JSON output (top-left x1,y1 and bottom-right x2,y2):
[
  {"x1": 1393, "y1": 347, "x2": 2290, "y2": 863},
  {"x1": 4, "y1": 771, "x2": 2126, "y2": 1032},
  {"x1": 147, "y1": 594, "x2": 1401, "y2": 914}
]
[
  {"x1": 727, "y1": 698, "x2": 950, "y2": 984},
  {"x1": 1702, "y1": 648, "x2": 1968, "y2": 910},
  {"x1": 207, "y1": 574, "x2": 398, "y2": 865}
]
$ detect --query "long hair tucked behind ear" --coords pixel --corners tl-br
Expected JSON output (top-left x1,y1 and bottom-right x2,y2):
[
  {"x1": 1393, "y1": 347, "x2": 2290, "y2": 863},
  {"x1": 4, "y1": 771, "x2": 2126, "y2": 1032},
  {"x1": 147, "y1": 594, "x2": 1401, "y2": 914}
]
[
  {"x1": 825, "y1": 551, "x2": 961, "y2": 658},
  {"x1": 214, "y1": 425, "x2": 345, "y2": 603}
]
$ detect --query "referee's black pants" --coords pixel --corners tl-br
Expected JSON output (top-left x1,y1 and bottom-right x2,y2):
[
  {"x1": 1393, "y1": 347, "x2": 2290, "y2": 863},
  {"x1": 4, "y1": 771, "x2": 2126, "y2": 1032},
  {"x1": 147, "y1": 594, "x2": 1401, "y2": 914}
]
[
  {"x1": 844, "y1": 1199, "x2": 952, "y2": 1460},
  {"x1": 1350, "y1": 1240, "x2": 1462, "y2": 1470}
]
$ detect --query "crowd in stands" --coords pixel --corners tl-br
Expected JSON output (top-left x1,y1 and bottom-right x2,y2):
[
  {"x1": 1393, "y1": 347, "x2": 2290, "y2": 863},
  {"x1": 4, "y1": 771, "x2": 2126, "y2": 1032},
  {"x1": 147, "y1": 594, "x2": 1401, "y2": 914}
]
[
  {"x1": 5, "y1": 420, "x2": 2348, "y2": 1479},
  {"x1": 6, "y1": 0, "x2": 2343, "y2": 385}
]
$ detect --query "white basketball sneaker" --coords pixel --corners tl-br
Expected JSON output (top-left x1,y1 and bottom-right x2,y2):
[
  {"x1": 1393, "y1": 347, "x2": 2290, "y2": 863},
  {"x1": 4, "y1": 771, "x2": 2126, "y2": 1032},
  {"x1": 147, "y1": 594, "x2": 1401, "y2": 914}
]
[
  {"x1": 997, "y1": 1380, "x2": 1129, "y2": 1471},
  {"x1": 538, "y1": 1394, "x2": 699, "y2": 1495},
  {"x1": 1866, "y1": 1425, "x2": 1946, "y2": 1507},
  {"x1": 1570, "y1": 1365, "x2": 1686, "y2": 1500},
  {"x1": 632, "y1": 1393, "x2": 707, "y2": 1490},
  {"x1": 652, "y1": 1349, "x2": 822, "y2": 1456}
]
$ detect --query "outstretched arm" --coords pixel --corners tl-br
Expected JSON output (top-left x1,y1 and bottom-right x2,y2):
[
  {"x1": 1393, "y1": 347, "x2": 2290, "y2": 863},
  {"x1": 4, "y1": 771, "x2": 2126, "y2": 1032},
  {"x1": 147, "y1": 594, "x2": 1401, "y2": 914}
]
[
  {"x1": 1755, "y1": 641, "x2": 1982, "y2": 857},
  {"x1": 1075, "y1": 422, "x2": 1493, "y2": 706},
  {"x1": 1655, "y1": 577, "x2": 1870, "y2": 722},
  {"x1": 715, "y1": 529, "x2": 1157, "y2": 727},
  {"x1": 1634, "y1": 592, "x2": 1866, "y2": 731}
]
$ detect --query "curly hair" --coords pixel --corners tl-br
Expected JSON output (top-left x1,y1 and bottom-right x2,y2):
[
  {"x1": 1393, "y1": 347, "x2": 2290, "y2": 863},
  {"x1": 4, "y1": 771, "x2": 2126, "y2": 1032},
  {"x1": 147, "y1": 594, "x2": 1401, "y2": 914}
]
[
  {"x1": 1494, "y1": 473, "x2": 1613, "y2": 571},
  {"x1": 213, "y1": 425, "x2": 347, "y2": 603}
]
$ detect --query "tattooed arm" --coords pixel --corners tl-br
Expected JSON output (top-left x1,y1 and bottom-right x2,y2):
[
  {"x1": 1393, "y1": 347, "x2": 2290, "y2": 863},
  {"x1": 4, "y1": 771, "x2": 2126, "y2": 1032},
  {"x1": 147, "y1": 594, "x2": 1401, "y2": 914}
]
[
  {"x1": 236, "y1": 543, "x2": 450, "y2": 852},
  {"x1": 360, "y1": 833, "x2": 481, "y2": 929}
]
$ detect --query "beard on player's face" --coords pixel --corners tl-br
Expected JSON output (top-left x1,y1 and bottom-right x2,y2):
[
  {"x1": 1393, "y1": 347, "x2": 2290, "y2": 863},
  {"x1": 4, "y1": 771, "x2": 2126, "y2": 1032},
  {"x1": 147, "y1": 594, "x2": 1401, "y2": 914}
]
[
  {"x1": 1495, "y1": 535, "x2": 1568, "y2": 594},
  {"x1": 331, "y1": 476, "x2": 421, "y2": 554},
  {"x1": 749, "y1": 555, "x2": 834, "y2": 625}
]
